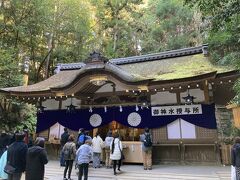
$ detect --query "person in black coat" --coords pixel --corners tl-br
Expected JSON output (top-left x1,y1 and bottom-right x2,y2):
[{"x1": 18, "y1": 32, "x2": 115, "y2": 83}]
[
  {"x1": 7, "y1": 132, "x2": 28, "y2": 180},
  {"x1": 232, "y1": 137, "x2": 240, "y2": 180},
  {"x1": 0, "y1": 130, "x2": 10, "y2": 158},
  {"x1": 25, "y1": 137, "x2": 48, "y2": 180},
  {"x1": 60, "y1": 128, "x2": 70, "y2": 166}
]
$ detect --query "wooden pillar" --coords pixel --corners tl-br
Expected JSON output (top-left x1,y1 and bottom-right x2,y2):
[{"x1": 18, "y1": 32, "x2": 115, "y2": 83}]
[
  {"x1": 176, "y1": 91, "x2": 181, "y2": 104},
  {"x1": 58, "y1": 99, "x2": 63, "y2": 139},
  {"x1": 203, "y1": 80, "x2": 210, "y2": 103},
  {"x1": 58, "y1": 99, "x2": 62, "y2": 109},
  {"x1": 227, "y1": 104, "x2": 240, "y2": 128}
]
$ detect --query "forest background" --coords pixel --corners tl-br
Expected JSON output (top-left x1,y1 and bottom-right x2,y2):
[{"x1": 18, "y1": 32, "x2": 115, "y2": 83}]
[{"x1": 0, "y1": 0, "x2": 239, "y2": 132}]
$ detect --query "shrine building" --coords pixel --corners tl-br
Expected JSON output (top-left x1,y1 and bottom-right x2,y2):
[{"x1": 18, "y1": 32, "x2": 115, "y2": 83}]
[{"x1": 0, "y1": 44, "x2": 239, "y2": 164}]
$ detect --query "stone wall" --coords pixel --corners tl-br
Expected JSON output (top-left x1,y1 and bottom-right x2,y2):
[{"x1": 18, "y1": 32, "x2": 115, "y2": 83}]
[{"x1": 215, "y1": 105, "x2": 234, "y2": 139}]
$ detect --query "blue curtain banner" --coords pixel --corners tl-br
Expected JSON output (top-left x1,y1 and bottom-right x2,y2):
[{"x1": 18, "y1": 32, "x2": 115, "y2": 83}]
[{"x1": 36, "y1": 103, "x2": 217, "y2": 133}]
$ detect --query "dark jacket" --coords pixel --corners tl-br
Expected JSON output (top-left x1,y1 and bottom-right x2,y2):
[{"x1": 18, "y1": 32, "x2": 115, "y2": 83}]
[
  {"x1": 0, "y1": 133, "x2": 10, "y2": 149},
  {"x1": 25, "y1": 146, "x2": 48, "y2": 180},
  {"x1": 60, "y1": 132, "x2": 69, "y2": 147},
  {"x1": 0, "y1": 133, "x2": 10, "y2": 157},
  {"x1": 231, "y1": 143, "x2": 240, "y2": 167},
  {"x1": 7, "y1": 140, "x2": 28, "y2": 173}
]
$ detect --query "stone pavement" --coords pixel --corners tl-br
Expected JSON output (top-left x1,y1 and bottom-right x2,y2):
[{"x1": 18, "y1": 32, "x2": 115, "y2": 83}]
[
  {"x1": 6, "y1": 160, "x2": 231, "y2": 180},
  {"x1": 41, "y1": 161, "x2": 230, "y2": 180}
]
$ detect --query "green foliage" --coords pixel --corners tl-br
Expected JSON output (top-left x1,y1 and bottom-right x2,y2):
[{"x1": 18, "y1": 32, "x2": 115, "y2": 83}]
[
  {"x1": 92, "y1": 0, "x2": 144, "y2": 58},
  {"x1": 184, "y1": 0, "x2": 240, "y2": 31},
  {"x1": 184, "y1": 0, "x2": 240, "y2": 105},
  {"x1": 231, "y1": 126, "x2": 240, "y2": 138},
  {"x1": 16, "y1": 104, "x2": 37, "y2": 132},
  {"x1": 0, "y1": 48, "x2": 36, "y2": 132},
  {"x1": 220, "y1": 126, "x2": 240, "y2": 145},
  {"x1": 0, "y1": 102, "x2": 37, "y2": 133},
  {"x1": 0, "y1": 0, "x2": 94, "y2": 81},
  {"x1": 140, "y1": 0, "x2": 202, "y2": 53},
  {"x1": 0, "y1": 49, "x2": 22, "y2": 87}
]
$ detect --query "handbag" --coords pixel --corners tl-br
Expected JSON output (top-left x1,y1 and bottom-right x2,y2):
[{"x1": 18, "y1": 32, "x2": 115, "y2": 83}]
[
  {"x1": 120, "y1": 152, "x2": 125, "y2": 160},
  {"x1": 4, "y1": 163, "x2": 16, "y2": 174},
  {"x1": 118, "y1": 141, "x2": 125, "y2": 160}
]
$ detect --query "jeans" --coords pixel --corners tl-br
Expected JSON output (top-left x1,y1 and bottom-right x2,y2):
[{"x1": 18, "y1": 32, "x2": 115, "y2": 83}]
[
  {"x1": 64, "y1": 160, "x2": 73, "y2": 179},
  {"x1": 92, "y1": 152, "x2": 101, "y2": 168},
  {"x1": 60, "y1": 149, "x2": 65, "y2": 166},
  {"x1": 78, "y1": 163, "x2": 89, "y2": 180}
]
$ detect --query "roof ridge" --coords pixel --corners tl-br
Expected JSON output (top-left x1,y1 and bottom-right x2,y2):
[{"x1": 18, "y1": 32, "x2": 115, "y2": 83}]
[
  {"x1": 56, "y1": 45, "x2": 207, "y2": 71},
  {"x1": 110, "y1": 45, "x2": 206, "y2": 65}
]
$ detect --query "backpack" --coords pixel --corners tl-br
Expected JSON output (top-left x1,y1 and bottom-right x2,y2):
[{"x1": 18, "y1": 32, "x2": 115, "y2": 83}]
[
  {"x1": 78, "y1": 134, "x2": 86, "y2": 146},
  {"x1": 64, "y1": 144, "x2": 73, "y2": 159},
  {"x1": 60, "y1": 132, "x2": 69, "y2": 146},
  {"x1": 144, "y1": 133, "x2": 152, "y2": 147}
]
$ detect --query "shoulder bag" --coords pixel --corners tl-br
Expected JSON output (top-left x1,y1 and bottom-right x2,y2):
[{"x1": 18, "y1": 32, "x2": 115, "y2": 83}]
[
  {"x1": 4, "y1": 162, "x2": 16, "y2": 174},
  {"x1": 118, "y1": 141, "x2": 125, "y2": 160}
]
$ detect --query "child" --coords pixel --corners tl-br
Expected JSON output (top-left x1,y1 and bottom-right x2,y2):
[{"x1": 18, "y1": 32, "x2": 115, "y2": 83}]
[{"x1": 76, "y1": 139, "x2": 93, "y2": 180}]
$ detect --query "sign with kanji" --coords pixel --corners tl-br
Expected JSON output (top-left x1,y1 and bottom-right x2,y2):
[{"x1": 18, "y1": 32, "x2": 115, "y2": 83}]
[{"x1": 151, "y1": 104, "x2": 202, "y2": 116}]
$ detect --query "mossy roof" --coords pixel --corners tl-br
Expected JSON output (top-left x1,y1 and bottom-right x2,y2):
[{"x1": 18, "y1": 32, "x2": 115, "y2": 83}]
[{"x1": 119, "y1": 54, "x2": 234, "y2": 81}]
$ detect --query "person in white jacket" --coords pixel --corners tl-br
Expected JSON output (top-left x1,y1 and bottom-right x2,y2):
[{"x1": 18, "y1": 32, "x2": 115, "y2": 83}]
[
  {"x1": 92, "y1": 132, "x2": 104, "y2": 168},
  {"x1": 110, "y1": 133, "x2": 122, "y2": 175}
]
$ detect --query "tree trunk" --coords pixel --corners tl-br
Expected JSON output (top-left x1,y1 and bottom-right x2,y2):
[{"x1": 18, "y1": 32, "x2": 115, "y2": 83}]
[
  {"x1": 113, "y1": 29, "x2": 118, "y2": 52},
  {"x1": 45, "y1": 33, "x2": 53, "y2": 78}
]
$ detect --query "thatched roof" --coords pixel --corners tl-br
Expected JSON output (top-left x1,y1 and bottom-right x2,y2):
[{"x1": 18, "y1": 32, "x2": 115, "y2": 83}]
[
  {"x1": 119, "y1": 54, "x2": 233, "y2": 81},
  {"x1": 0, "y1": 45, "x2": 238, "y2": 96}
]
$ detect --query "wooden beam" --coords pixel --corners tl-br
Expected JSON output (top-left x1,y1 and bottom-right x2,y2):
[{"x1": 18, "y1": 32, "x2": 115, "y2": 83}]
[
  {"x1": 58, "y1": 99, "x2": 62, "y2": 109},
  {"x1": 203, "y1": 80, "x2": 210, "y2": 103},
  {"x1": 176, "y1": 92, "x2": 181, "y2": 104},
  {"x1": 232, "y1": 106, "x2": 240, "y2": 128}
]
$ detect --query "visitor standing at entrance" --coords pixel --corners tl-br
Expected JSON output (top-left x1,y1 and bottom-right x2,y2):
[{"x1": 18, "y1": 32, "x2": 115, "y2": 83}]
[
  {"x1": 6, "y1": 132, "x2": 28, "y2": 180},
  {"x1": 92, "y1": 132, "x2": 104, "y2": 168},
  {"x1": 140, "y1": 128, "x2": 152, "y2": 170},
  {"x1": 25, "y1": 137, "x2": 48, "y2": 180},
  {"x1": 76, "y1": 139, "x2": 93, "y2": 180},
  {"x1": 60, "y1": 128, "x2": 70, "y2": 167},
  {"x1": 0, "y1": 130, "x2": 10, "y2": 158},
  {"x1": 62, "y1": 135, "x2": 76, "y2": 180},
  {"x1": 231, "y1": 137, "x2": 240, "y2": 180},
  {"x1": 110, "y1": 133, "x2": 122, "y2": 175},
  {"x1": 76, "y1": 128, "x2": 84, "y2": 149},
  {"x1": 104, "y1": 130, "x2": 113, "y2": 168}
]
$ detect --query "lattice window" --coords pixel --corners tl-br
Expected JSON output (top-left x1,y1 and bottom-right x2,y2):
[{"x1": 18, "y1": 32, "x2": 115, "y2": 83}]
[
  {"x1": 196, "y1": 126, "x2": 217, "y2": 139},
  {"x1": 152, "y1": 127, "x2": 167, "y2": 143}
]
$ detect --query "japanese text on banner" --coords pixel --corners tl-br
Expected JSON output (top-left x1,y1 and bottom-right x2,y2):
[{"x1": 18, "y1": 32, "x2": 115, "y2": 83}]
[{"x1": 151, "y1": 104, "x2": 202, "y2": 116}]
